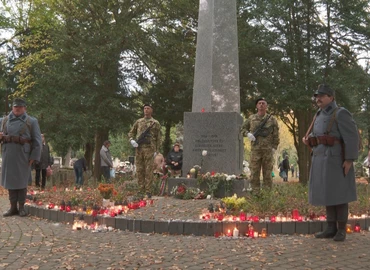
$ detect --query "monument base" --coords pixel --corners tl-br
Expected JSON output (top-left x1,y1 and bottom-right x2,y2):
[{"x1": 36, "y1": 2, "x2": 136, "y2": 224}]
[
  {"x1": 182, "y1": 112, "x2": 244, "y2": 176},
  {"x1": 167, "y1": 177, "x2": 249, "y2": 198}
]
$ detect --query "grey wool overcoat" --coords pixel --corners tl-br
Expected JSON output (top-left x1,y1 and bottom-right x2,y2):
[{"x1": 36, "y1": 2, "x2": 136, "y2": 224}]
[
  {"x1": 1, "y1": 112, "x2": 42, "y2": 189},
  {"x1": 308, "y1": 101, "x2": 359, "y2": 206}
]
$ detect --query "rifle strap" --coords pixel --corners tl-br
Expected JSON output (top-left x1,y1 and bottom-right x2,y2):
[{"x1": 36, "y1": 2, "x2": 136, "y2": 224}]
[
  {"x1": 304, "y1": 111, "x2": 319, "y2": 139},
  {"x1": 325, "y1": 107, "x2": 339, "y2": 134},
  {"x1": 253, "y1": 114, "x2": 271, "y2": 133}
]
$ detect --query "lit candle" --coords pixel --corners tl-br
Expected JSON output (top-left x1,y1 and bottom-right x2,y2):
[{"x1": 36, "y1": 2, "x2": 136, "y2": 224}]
[
  {"x1": 233, "y1": 227, "x2": 239, "y2": 238},
  {"x1": 261, "y1": 228, "x2": 267, "y2": 238},
  {"x1": 346, "y1": 224, "x2": 353, "y2": 233},
  {"x1": 253, "y1": 231, "x2": 259, "y2": 238},
  {"x1": 354, "y1": 223, "x2": 361, "y2": 232},
  {"x1": 227, "y1": 229, "x2": 232, "y2": 237}
]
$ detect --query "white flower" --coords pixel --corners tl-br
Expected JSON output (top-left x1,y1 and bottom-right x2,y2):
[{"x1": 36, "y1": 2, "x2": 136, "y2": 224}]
[
  {"x1": 226, "y1": 175, "x2": 232, "y2": 181},
  {"x1": 202, "y1": 150, "x2": 207, "y2": 156}
]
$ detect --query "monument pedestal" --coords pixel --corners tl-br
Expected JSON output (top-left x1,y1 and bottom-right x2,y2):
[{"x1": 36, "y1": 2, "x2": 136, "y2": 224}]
[
  {"x1": 182, "y1": 112, "x2": 244, "y2": 176},
  {"x1": 167, "y1": 177, "x2": 249, "y2": 198}
]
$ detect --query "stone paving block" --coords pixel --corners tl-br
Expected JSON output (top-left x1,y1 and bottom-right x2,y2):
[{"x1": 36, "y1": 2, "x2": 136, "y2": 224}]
[
  {"x1": 24, "y1": 205, "x2": 30, "y2": 215},
  {"x1": 295, "y1": 222, "x2": 309, "y2": 234},
  {"x1": 115, "y1": 217, "x2": 128, "y2": 231},
  {"x1": 83, "y1": 215, "x2": 93, "y2": 225},
  {"x1": 154, "y1": 220, "x2": 170, "y2": 234},
  {"x1": 36, "y1": 208, "x2": 45, "y2": 219},
  {"x1": 65, "y1": 212, "x2": 74, "y2": 224},
  {"x1": 236, "y1": 222, "x2": 249, "y2": 236},
  {"x1": 308, "y1": 221, "x2": 322, "y2": 234},
  {"x1": 210, "y1": 222, "x2": 223, "y2": 237},
  {"x1": 127, "y1": 218, "x2": 140, "y2": 232},
  {"x1": 49, "y1": 210, "x2": 58, "y2": 222},
  {"x1": 222, "y1": 221, "x2": 236, "y2": 236},
  {"x1": 43, "y1": 209, "x2": 50, "y2": 220},
  {"x1": 57, "y1": 211, "x2": 65, "y2": 222},
  {"x1": 168, "y1": 220, "x2": 184, "y2": 235},
  {"x1": 282, "y1": 221, "x2": 295, "y2": 235},
  {"x1": 29, "y1": 206, "x2": 37, "y2": 216},
  {"x1": 102, "y1": 216, "x2": 116, "y2": 228},
  {"x1": 365, "y1": 218, "x2": 370, "y2": 231},
  {"x1": 253, "y1": 222, "x2": 267, "y2": 235},
  {"x1": 140, "y1": 219, "x2": 155, "y2": 233},
  {"x1": 267, "y1": 222, "x2": 282, "y2": 234}
]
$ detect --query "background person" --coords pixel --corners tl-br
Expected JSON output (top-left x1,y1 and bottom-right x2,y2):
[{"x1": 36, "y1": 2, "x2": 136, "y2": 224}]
[
  {"x1": 241, "y1": 98, "x2": 280, "y2": 192},
  {"x1": 302, "y1": 84, "x2": 359, "y2": 242},
  {"x1": 34, "y1": 134, "x2": 52, "y2": 190},
  {"x1": 128, "y1": 104, "x2": 161, "y2": 195},
  {"x1": 282, "y1": 155, "x2": 290, "y2": 182},
  {"x1": 0, "y1": 98, "x2": 42, "y2": 217},
  {"x1": 73, "y1": 156, "x2": 87, "y2": 188},
  {"x1": 166, "y1": 142, "x2": 183, "y2": 177},
  {"x1": 100, "y1": 140, "x2": 113, "y2": 182}
]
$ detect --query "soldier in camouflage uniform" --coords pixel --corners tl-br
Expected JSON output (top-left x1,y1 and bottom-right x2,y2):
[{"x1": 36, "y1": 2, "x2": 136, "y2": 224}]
[
  {"x1": 242, "y1": 98, "x2": 279, "y2": 191},
  {"x1": 128, "y1": 104, "x2": 161, "y2": 194}
]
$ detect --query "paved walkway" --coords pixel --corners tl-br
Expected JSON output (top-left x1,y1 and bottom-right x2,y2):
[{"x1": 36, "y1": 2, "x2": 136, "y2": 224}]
[{"x1": 1, "y1": 196, "x2": 370, "y2": 269}]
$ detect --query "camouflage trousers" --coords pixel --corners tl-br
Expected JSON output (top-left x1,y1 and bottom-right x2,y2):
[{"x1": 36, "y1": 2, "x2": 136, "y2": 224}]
[
  {"x1": 135, "y1": 147, "x2": 154, "y2": 193},
  {"x1": 249, "y1": 149, "x2": 274, "y2": 191}
]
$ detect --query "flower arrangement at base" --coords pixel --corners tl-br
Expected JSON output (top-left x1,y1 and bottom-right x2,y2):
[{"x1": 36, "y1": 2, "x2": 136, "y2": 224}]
[
  {"x1": 98, "y1": 183, "x2": 117, "y2": 200},
  {"x1": 171, "y1": 183, "x2": 201, "y2": 200},
  {"x1": 198, "y1": 172, "x2": 238, "y2": 197}
]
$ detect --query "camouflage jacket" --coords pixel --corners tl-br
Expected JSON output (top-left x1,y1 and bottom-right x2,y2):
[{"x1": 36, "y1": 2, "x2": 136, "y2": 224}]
[
  {"x1": 242, "y1": 113, "x2": 279, "y2": 150},
  {"x1": 128, "y1": 117, "x2": 161, "y2": 151}
]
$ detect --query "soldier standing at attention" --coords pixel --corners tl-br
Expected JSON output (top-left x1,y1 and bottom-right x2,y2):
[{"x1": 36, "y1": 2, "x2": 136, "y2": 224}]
[
  {"x1": 128, "y1": 104, "x2": 161, "y2": 195},
  {"x1": 242, "y1": 98, "x2": 280, "y2": 192},
  {"x1": 0, "y1": 98, "x2": 42, "y2": 217},
  {"x1": 303, "y1": 84, "x2": 359, "y2": 242}
]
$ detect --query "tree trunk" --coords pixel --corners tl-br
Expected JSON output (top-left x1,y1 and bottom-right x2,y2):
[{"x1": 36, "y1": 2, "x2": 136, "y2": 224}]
[
  {"x1": 93, "y1": 129, "x2": 109, "y2": 183},
  {"x1": 295, "y1": 110, "x2": 313, "y2": 184},
  {"x1": 163, "y1": 121, "x2": 172, "y2": 157},
  {"x1": 84, "y1": 142, "x2": 94, "y2": 172}
]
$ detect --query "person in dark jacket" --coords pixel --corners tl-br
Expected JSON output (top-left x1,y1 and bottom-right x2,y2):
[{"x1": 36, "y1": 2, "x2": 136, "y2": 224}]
[
  {"x1": 166, "y1": 142, "x2": 183, "y2": 177},
  {"x1": 34, "y1": 134, "x2": 52, "y2": 190},
  {"x1": 303, "y1": 84, "x2": 359, "y2": 242},
  {"x1": 282, "y1": 155, "x2": 290, "y2": 182},
  {"x1": 73, "y1": 156, "x2": 87, "y2": 188},
  {"x1": 0, "y1": 98, "x2": 42, "y2": 217}
]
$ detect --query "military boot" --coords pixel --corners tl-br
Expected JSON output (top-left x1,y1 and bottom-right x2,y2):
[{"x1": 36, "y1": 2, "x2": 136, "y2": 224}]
[
  {"x1": 315, "y1": 222, "x2": 337, "y2": 238},
  {"x1": 18, "y1": 202, "x2": 27, "y2": 217},
  {"x1": 3, "y1": 201, "x2": 19, "y2": 217},
  {"x1": 315, "y1": 206, "x2": 337, "y2": 238},
  {"x1": 333, "y1": 222, "x2": 346, "y2": 241}
]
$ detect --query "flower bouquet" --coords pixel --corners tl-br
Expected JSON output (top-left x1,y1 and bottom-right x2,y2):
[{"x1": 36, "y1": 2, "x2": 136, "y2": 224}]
[{"x1": 98, "y1": 183, "x2": 116, "y2": 200}]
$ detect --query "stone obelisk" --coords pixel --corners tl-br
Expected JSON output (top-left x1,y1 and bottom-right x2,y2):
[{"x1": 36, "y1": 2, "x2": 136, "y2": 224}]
[{"x1": 182, "y1": 0, "x2": 243, "y2": 175}]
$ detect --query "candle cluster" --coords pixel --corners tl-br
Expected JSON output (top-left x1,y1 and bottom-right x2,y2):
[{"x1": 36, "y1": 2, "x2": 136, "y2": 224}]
[
  {"x1": 200, "y1": 208, "x2": 318, "y2": 223},
  {"x1": 26, "y1": 192, "x2": 155, "y2": 231},
  {"x1": 216, "y1": 224, "x2": 268, "y2": 239}
]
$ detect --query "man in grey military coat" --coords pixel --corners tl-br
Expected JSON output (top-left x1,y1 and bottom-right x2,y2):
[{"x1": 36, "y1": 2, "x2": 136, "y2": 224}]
[
  {"x1": 303, "y1": 84, "x2": 359, "y2": 241},
  {"x1": 0, "y1": 98, "x2": 42, "y2": 217}
]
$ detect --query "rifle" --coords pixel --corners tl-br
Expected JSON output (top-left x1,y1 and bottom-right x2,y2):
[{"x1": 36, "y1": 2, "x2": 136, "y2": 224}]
[
  {"x1": 136, "y1": 122, "x2": 155, "y2": 145},
  {"x1": 252, "y1": 114, "x2": 272, "y2": 144}
]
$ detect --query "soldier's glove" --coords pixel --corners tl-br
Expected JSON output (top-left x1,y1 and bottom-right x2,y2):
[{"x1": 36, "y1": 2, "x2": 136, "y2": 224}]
[
  {"x1": 130, "y1": 140, "x2": 138, "y2": 148},
  {"x1": 247, "y1": 132, "x2": 256, "y2": 142}
]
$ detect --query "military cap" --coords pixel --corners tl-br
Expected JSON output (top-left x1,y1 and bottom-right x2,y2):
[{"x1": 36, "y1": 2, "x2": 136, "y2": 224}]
[
  {"x1": 143, "y1": 104, "x2": 152, "y2": 109},
  {"x1": 255, "y1": 97, "x2": 267, "y2": 105},
  {"x1": 314, "y1": 84, "x2": 335, "y2": 97},
  {"x1": 12, "y1": 98, "x2": 27, "y2": 107}
]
